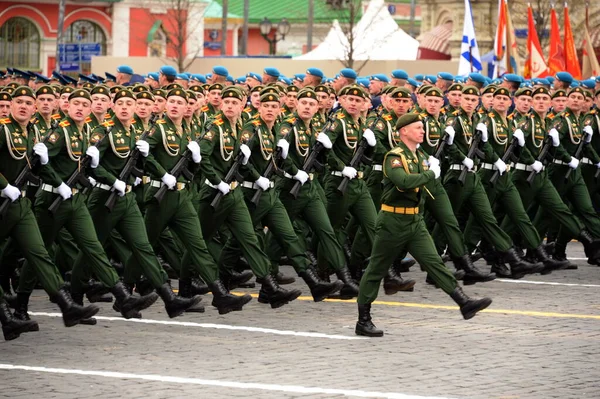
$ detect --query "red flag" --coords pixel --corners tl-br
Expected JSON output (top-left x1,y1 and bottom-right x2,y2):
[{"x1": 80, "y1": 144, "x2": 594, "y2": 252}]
[
  {"x1": 548, "y1": 6, "x2": 565, "y2": 76},
  {"x1": 524, "y1": 4, "x2": 548, "y2": 78},
  {"x1": 563, "y1": 4, "x2": 581, "y2": 79}
]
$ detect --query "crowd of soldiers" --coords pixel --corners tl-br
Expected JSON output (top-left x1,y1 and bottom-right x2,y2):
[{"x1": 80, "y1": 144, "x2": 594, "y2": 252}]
[{"x1": 1, "y1": 63, "x2": 600, "y2": 341}]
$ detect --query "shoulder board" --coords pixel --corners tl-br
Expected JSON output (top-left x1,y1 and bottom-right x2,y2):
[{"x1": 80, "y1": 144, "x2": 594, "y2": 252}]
[
  {"x1": 102, "y1": 120, "x2": 114, "y2": 127},
  {"x1": 201, "y1": 105, "x2": 209, "y2": 112},
  {"x1": 0, "y1": 118, "x2": 11, "y2": 125},
  {"x1": 59, "y1": 120, "x2": 70, "y2": 127},
  {"x1": 389, "y1": 147, "x2": 404, "y2": 155},
  {"x1": 84, "y1": 116, "x2": 92, "y2": 123},
  {"x1": 155, "y1": 119, "x2": 167, "y2": 124},
  {"x1": 51, "y1": 113, "x2": 62, "y2": 120},
  {"x1": 29, "y1": 117, "x2": 39, "y2": 124}
]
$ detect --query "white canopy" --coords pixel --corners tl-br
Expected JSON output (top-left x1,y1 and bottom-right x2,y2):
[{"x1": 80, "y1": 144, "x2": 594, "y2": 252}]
[{"x1": 295, "y1": 0, "x2": 418, "y2": 61}]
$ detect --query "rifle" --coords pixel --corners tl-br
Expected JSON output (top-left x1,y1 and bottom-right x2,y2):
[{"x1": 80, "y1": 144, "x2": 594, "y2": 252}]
[
  {"x1": 0, "y1": 120, "x2": 56, "y2": 219},
  {"x1": 48, "y1": 126, "x2": 111, "y2": 215},
  {"x1": 336, "y1": 109, "x2": 384, "y2": 194},
  {"x1": 153, "y1": 119, "x2": 213, "y2": 204},
  {"x1": 433, "y1": 132, "x2": 449, "y2": 159},
  {"x1": 526, "y1": 137, "x2": 552, "y2": 186},
  {"x1": 489, "y1": 137, "x2": 520, "y2": 186},
  {"x1": 250, "y1": 119, "x2": 298, "y2": 206},
  {"x1": 210, "y1": 125, "x2": 257, "y2": 209},
  {"x1": 104, "y1": 114, "x2": 159, "y2": 211},
  {"x1": 458, "y1": 130, "x2": 485, "y2": 186},
  {"x1": 564, "y1": 136, "x2": 587, "y2": 182}
]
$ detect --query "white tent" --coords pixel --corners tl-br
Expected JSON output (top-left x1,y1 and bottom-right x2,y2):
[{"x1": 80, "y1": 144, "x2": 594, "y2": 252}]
[{"x1": 295, "y1": 0, "x2": 418, "y2": 61}]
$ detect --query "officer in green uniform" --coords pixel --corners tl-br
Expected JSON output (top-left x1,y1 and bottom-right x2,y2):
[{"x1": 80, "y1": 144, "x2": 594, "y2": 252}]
[
  {"x1": 205, "y1": 83, "x2": 223, "y2": 118},
  {"x1": 135, "y1": 87, "x2": 252, "y2": 315},
  {"x1": 87, "y1": 85, "x2": 112, "y2": 129},
  {"x1": 507, "y1": 87, "x2": 532, "y2": 129},
  {"x1": 355, "y1": 113, "x2": 492, "y2": 337},
  {"x1": 580, "y1": 90, "x2": 600, "y2": 205},
  {"x1": 241, "y1": 85, "x2": 262, "y2": 123}
]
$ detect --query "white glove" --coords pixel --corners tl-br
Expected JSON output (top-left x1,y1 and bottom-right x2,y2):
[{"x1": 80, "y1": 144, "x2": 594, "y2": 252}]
[
  {"x1": 187, "y1": 141, "x2": 201, "y2": 164},
  {"x1": 255, "y1": 176, "x2": 270, "y2": 191},
  {"x1": 430, "y1": 163, "x2": 441, "y2": 179},
  {"x1": 134, "y1": 177, "x2": 142, "y2": 186},
  {"x1": 549, "y1": 128, "x2": 560, "y2": 147},
  {"x1": 462, "y1": 157, "x2": 474, "y2": 170},
  {"x1": 161, "y1": 173, "x2": 177, "y2": 189},
  {"x1": 362, "y1": 129, "x2": 376, "y2": 147},
  {"x1": 427, "y1": 156, "x2": 440, "y2": 168},
  {"x1": 493, "y1": 158, "x2": 507, "y2": 175},
  {"x1": 293, "y1": 170, "x2": 309, "y2": 185},
  {"x1": 277, "y1": 139, "x2": 289, "y2": 159},
  {"x1": 341, "y1": 166, "x2": 357, "y2": 179},
  {"x1": 316, "y1": 132, "x2": 333, "y2": 149},
  {"x1": 240, "y1": 144, "x2": 251, "y2": 165},
  {"x1": 476, "y1": 123, "x2": 488, "y2": 142},
  {"x1": 444, "y1": 126, "x2": 455, "y2": 145},
  {"x1": 88, "y1": 176, "x2": 96, "y2": 187},
  {"x1": 86, "y1": 146, "x2": 99, "y2": 168},
  {"x1": 583, "y1": 125, "x2": 594, "y2": 143},
  {"x1": 136, "y1": 140, "x2": 150, "y2": 157},
  {"x1": 57, "y1": 183, "x2": 72, "y2": 200},
  {"x1": 531, "y1": 160, "x2": 543, "y2": 173},
  {"x1": 33, "y1": 143, "x2": 49, "y2": 165},
  {"x1": 568, "y1": 157, "x2": 579, "y2": 169},
  {"x1": 1, "y1": 184, "x2": 21, "y2": 202},
  {"x1": 112, "y1": 179, "x2": 126, "y2": 196},
  {"x1": 513, "y1": 129, "x2": 525, "y2": 147},
  {"x1": 216, "y1": 181, "x2": 230, "y2": 195}
]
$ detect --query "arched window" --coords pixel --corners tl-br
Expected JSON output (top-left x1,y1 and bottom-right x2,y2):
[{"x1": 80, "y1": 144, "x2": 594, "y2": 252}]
[
  {"x1": 63, "y1": 20, "x2": 107, "y2": 74},
  {"x1": 0, "y1": 17, "x2": 41, "y2": 69}
]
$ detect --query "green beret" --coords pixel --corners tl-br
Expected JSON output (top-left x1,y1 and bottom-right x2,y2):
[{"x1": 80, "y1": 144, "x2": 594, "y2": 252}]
[
  {"x1": 186, "y1": 90, "x2": 197, "y2": 101},
  {"x1": 493, "y1": 87, "x2": 511, "y2": 97},
  {"x1": 481, "y1": 85, "x2": 497, "y2": 95},
  {"x1": 12, "y1": 86, "x2": 35, "y2": 99},
  {"x1": 314, "y1": 85, "x2": 328, "y2": 93},
  {"x1": 153, "y1": 89, "x2": 167, "y2": 99},
  {"x1": 339, "y1": 84, "x2": 367, "y2": 99},
  {"x1": 395, "y1": 113, "x2": 422, "y2": 130},
  {"x1": 250, "y1": 85, "x2": 264, "y2": 94},
  {"x1": 417, "y1": 84, "x2": 432, "y2": 94},
  {"x1": 90, "y1": 85, "x2": 110, "y2": 97},
  {"x1": 35, "y1": 85, "x2": 54, "y2": 97},
  {"x1": 188, "y1": 85, "x2": 204, "y2": 93},
  {"x1": 448, "y1": 83, "x2": 463, "y2": 92},
  {"x1": 221, "y1": 87, "x2": 243, "y2": 101},
  {"x1": 82, "y1": 82, "x2": 95, "y2": 90},
  {"x1": 110, "y1": 85, "x2": 124, "y2": 95},
  {"x1": 260, "y1": 86, "x2": 280, "y2": 96},
  {"x1": 532, "y1": 87, "x2": 550, "y2": 97},
  {"x1": 260, "y1": 92, "x2": 280, "y2": 103},
  {"x1": 297, "y1": 88, "x2": 317, "y2": 101},
  {"x1": 286, "y1": 85, "x2": 299, "y2": 93},
  {"x1": 462, "y1": 85, "x2": 480, "y2": 96},
  {"x1": 568, "y1": 87, "x2": 585, "y2": 97},
  {"x1": 425, "y1": 87, "x2": 443, "y2": 97},
  {"x1": 551, "y1": 89, "x2": 567, "y2": 99},
  {"x1": 164, "y1": 83, "x2": 183, "y2": 91},
  {"x1": 381, "y1": 85, "x2": 396, "y2": 95},
  {"x1": 131, "y1": 84, "x2": 150, "y2": 93},
  {"x1": 6, "y1": 82, "x2": 19, "y2": 89},
  {"x1": 515, "y1": 87, "x2": 533, "y2": 97},
  {"x1": 584, "y1": 90, "x2": 593, "y2": 99},
  {"x1": 202, "y1": 83, "x2": 210, "y2": 91},
  {"x1": 3, "y1": 87, "x2": 14, "y2": 96},
  {"x1": 208, "y1": 83, "x2": 224, "y2": 92},
  {"x1": 167, "y1": 88, "x2": 188, "y2": 101},
  {"x1": 136, "y1": 91, "x2": 155, "y2": 101},
  {"x1": 60, "y1": 86, "x2": 75, "y2": 95},
  {"x1": 0, "y1": 91, "x2": 11, "y2": 101},
  {"x1": 113, "y1": 88, "x2": 135, "y2": 102},
  {"x1": 68, "y1": 89, "x2": 91, "y2": 102},
  {"x1": 389, "y1": 87, "x2": 411, "y2": 99}
]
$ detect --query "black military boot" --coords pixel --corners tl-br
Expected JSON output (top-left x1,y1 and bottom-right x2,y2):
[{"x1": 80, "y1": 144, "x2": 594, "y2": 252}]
[
  {"x1": 502, "y1": 247, "x2": 544, "y2": 279},
  {"x1": 190, "y1": 277, "x2": 210, "y2": 295},
  {"x1": 275, "y1": 271, "x2": 295, "y2": 285},
  {"x1": 208, "y1": 280, "x2": 252, "y2": 314},
  {"x1": 12, "y1": 292, "x2": 40, "y2": 331},
  {"x1": 335, "y1": 267, "x2": 360, "y2": 299},
  {"x1": 224, "y1": 270, "x2": 254, "y2": 290},
  {"x1": 453, "y1": 255, "x2": 496, "y2": 285},
  {"x1": 450, "y1": 287, "x2": 492, "y2": 320},
  {"x1": 355, "y1": 303, "x2": 383, "y2": 337},
  {"x1": 111, "y1": 281, "x2": 158, "y2": 319},
  {"x1": 392, "y1": 257, "x2": 416, "y2": 274},
  {"x1": 112, "y1": 283, "x2": 141, "y2": 319},
  {"x1": 383, "y1": 267, "x2": 416, "y2": 295},
  {"x1": 177, "y1": 279, "x2": 205, "y2": 313},
  {"x1": 52, "y1": 286, "x2": 100, "y2": 327},
  {"x1": 134, "y1": 277, "x2": 155, "y2": 296},
  {"x1": 532, "y1": 244, "x2": 571, "y2": 274},
  {"x1": 578, "y1": 230, "x2": 600, "y2": 265},
  {"x1": 299, "y1": 268, "x2": 343, "y2": 302},
  {"x1": 0, "y1": 299, "x2": 38, "y2": 340},
  {"x1": 258, "y1": 274, "x2": 301, "y2": 309},
  {"x1": 159, "y1": 282, "x2": 203, "y2": 318},
  {"x1": 70, "y1": 292, "x2": 97, "y2": 325},
  {"x1": 490, "y1": 261, "x2": 511, "y2": 278},
  {"x1": 0, "y1": 273, "x2": 16, "y2": 306},
  {"x1": 84, "y1": 279, "x2": 112, "y2": 303}
]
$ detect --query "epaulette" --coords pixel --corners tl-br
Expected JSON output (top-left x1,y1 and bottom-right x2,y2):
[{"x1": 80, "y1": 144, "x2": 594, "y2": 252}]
[
  {"x1": 59, "y1": 120, "x2": 70, "y2": 127},
  {"x1": 200, "y1": 105, "x2": 209, "y2": 112},
  {"x1": 155, "y1": 119, "x2": 167, "y2": 124},
  {"x1": 51, "y1": 113, "x2": 62, "y2": 120},
  {"x1": 390, "y1": 146, "x2": 404, "y2": 155},
  {"x1": 84, "y1": 116, "x2": 92, "y2": 123},
  {"x1": 102, "y1": 120, "x2": 114, "y2": 127},
  {"x1": 0, "y1": 118, "x2": 11, "y2": 125},
  {"x1": 29, "y1": 117, "x2": 39, "y2": 124}
]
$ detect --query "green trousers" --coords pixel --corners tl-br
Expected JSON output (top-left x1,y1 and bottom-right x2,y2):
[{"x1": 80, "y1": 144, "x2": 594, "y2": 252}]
[
  {"x1": 358, "y1": 211, "x2": 457, "y2": 305},
  {"x1": 581, "y1": 163, "x2": 600, "y2": 208},
  {"x1": 1, "y1": 197, "x2": 63, "y2": 296}
]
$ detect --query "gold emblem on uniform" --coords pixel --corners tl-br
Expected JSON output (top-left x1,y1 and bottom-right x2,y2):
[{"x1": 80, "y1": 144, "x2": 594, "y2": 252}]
[
  {"x1": 21, "y1": 89, "x2": 26, "y2": 94},
  {"x1": 391, "y1": 158, "x2": 402, "y2": 168}
]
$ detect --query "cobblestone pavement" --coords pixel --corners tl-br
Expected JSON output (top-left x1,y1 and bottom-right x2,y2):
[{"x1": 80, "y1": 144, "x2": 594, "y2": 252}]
[{"x1": 1, "y1": 242, "x2": 599, "y2": 399}]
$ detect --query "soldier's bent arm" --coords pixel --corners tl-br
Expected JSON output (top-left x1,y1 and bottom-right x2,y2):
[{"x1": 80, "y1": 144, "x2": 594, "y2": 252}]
[{"x1": 383, "y1": 153, "x2": 434, "y2": 190}]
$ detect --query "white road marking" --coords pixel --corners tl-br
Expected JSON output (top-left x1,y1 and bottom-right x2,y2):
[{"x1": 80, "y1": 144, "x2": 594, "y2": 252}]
[
  {"x1": 0, "y1": 364, "x2": 456, "y2": 399},
  {"x1": 28, "y1": 312, "x2": 364, "y2": 340},
  {"x1": 495, "y1": 279, "x2": 600, "y2": 288}
]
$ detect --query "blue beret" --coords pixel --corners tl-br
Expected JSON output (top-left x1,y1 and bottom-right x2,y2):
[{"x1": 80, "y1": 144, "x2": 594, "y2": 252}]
[
  {"x1": 236, "y1": 76, "x2": 246, "y2": 84},
  {"x1": 437, "y1": 72, "x2": 454, "y2": 81},
  {"x1": 555, "y1": 72, "x2": 573, "y2": 84},
  {"x1": 453, "y1": 76, "x2": 467, "y2": 83},
  {"x1": 159, "y1": 66, "x2": 177, "y2": 77},
  {"x1": 414, "y1": 74, "x2": 424, "y2": 82},
  {"x1": 484, "y1": 77, "x2": 493, "y2": 85},
  {"x1": 339, "y1": 68, "x2": 357, "y2": 79},
  {"x1": 407, "y1": 78, "x2": 420, "y2": 87},
  {"x1": 226, "y1": 75, "x2": 235, "y2": 83},
  {"x1": 424, "y1": 75, "x2": 437, "y2": 84},
  {"x1": 545, "y1": 76, "x2": 555, "y2": 83},
  {"x1": 570, "y1": 80, "x2": 580, "y2": 88},
  {"x1": 279, "y1": 76, "x2": 292, "y2": 85},
  {"x1": 246, "y1": 72, "x2": 262, "y2": 82},
  {"x1": 147, "y1": 72, "x2": 159, "y2": 82},
  {"x1": 293, "y1": 73, "x2": 306, "y2": 81},
  {"x1": 306, "y1": 67, "x2": 324, "y2": 78},
  {"x1": 357, "y1": 78, "x2": 370, "y2": 89},
  {"x1": 191, "y1": 74, "x2": 206, "y2": 83},
  {"x1": 537, "y1": 78, "x2": 550, "y2": 86},
  {"x1": 520, "y1": 81, "x2": 533, "y2": 88},
  {"x1": 117, "y1": 65, "x2": 133, "y2": 75},
  {"x1": 206, "y1": 73, "x2": 212, "y2": 79},
  {"x1": 34, "y1": 72, "x2": 50, "y2": 83},
  {"x1": 263, "y1": 67, "x2": 280, "y2": 78},
  {"x1": 391, "y1": 69, "x2": 409, "y2": 79},
  {"x1": 595, "y1": 76, "x2": 600, "y2": 83},
  {"x1": 503, "y1": 73, "x2": 522, "y2": 83},
  {"x1": 581, "y1": 79, "x2": 595, "y2": 89},
  {"x1": 212, "y1": 65, "x2": 228, "y2": 77},
  {"x1": 370, "y1": 74, "x2": 389, "y2": 83},
  {"x1": 326, "y1": 78, "x2": 334, "y2": 84},
  {"x1": 176, "y1": 73, "x2": 189, "y2": 81}
]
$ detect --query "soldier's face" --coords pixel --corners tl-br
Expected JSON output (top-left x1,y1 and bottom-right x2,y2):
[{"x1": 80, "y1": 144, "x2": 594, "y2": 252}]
[
  {"x1": 447, "y1": 90, "x2": 462, "y2": 107},
  {"x1": 341, "y1": 94, "x2": 364, "y2": 117},
  {"x1": 184, "y1": 98, "x2": 197, "y2": 118},
  {"x1": 461, "y1": 94, "x2": 479, "y2": 114},
  {"x1": 552, "y1": 96, "x2": 567, "y2": 112},
  {"x1": 208, "y1": 90, "x2": 222, "y2": 106},
  {"x1": 221, "y1": 97, "x2": 242, "y2": 119},
  {"x1": 195, "y1": 93, "x2": 206, "y2": 108},
  {"x1": 154, "y1": 97, "x2": 166, "y2": 114},
  {"x1": 401, "y1": 121, "x2": 425, "y2": 145},
  {"x1": 285, "y1": 93, "x2": 298, "y2": 109},
  {"x1": 60, "y1": 93, "x2": 70, "y2": 111},
  {"x1": 259, "y1": 101, "x2": 280, "y2": 123},
  {"x1": 0, "y1": 101, "x2": 10, "y2": 118},
  {"x1": 390, "y1": 98, "x2": 412, "y2": 116},
  {"x1": 481, "y1": 93, "x2": 494, "y2": 110},
  {"x1": 67, "y1": 98, "x2": 92, "y2": 123},
  {"x1": 165, "y1": 96, "x2": 188, "y2": 120},
  {"x1": 115, "y1": 97, "x2": 136, "y2": 122},
  {"x1": 91, "y1": 94, "x2": 111, "y2": 115},
  {"x1": 425, "y1": 96, "x2": 443, "y2": 116},
  {"x1": 515, "y1": 96, "x2": 532, "y2": 114},
  {"x1": 493, "y1": 94, "x2": 511, "y2": 113},
  {"x1": 316, "y1": 92, "x2": 328, "y2": 110},
  {"x1": 11, "y1": 97, "x2": 36, "y2": 124},
  {"x1": 595, "y1": 94, "x2": 600, "y2": 109},
  {"x1": 250, "y1": 92, "x2": 261, "y2": 108},
  {"x1": 532, "y1": 94, "x2": 551, "y2": 114},
  {"x1": 296, "y1": 97, "x2": 318, "y2": 120},
  {"x1": 36, "y1": 94, "x2": 56, "y2": 116},
  {"x1": 136, "y1": 98, "x2": 154, "y2": 119},
  {"x1": 568, "y1": 93, "x2": 584, "y2": 112}
]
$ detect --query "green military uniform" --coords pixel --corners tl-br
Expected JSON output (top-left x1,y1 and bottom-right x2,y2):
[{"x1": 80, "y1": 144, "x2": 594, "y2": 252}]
[{"x1": 580, "y1": 106, "x2": 600, "y2": 205}]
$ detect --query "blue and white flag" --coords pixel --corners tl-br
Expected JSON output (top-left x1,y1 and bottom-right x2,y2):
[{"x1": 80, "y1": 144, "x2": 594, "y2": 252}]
[{"x1": 458, "y1": 0, "x2": 482, "y2": 76}]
